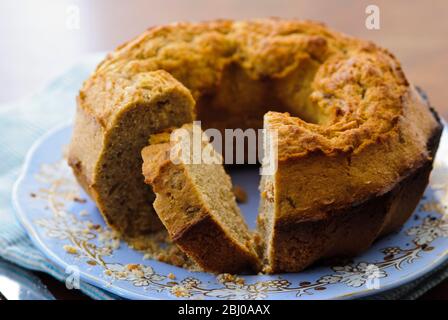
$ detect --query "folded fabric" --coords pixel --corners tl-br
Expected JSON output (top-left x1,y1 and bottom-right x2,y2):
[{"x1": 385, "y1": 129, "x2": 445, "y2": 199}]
[
  {"x1": 0, "y1": 53, "x2": 446, "y2": 300},
  {"x1": 0, "y1": 53, "x2": 116, "y2": 300}
]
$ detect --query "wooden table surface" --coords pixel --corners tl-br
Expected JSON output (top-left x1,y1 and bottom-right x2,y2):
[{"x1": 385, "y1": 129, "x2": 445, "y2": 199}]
[{"x1": 1, "y1": 0, "x2": 447, "y2": 299}]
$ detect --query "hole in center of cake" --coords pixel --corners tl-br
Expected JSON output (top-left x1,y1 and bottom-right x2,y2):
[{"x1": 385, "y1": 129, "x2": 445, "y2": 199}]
[{"x1": 196, "y1": 59, "x2": 331, "y2": 132}]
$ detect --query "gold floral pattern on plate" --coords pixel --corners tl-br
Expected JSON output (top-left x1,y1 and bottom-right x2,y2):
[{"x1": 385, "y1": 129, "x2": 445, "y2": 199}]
[{"x1": 29, "y1": 154, "x2": 448, "y2": 299}]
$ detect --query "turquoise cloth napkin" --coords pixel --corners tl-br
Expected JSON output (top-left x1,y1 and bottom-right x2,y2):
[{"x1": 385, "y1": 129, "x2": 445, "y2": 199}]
[
  {"x1": 0, "y1": 53, "x2": 446, "y2": 300},
  {"x1": 0, "y1": 53, "x2": 117, "y2": 299}
]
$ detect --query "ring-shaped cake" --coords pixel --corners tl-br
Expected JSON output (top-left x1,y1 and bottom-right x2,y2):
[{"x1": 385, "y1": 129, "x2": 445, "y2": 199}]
[{"x1": 68, "y1": 19, "x2": 442, "y2": 273}]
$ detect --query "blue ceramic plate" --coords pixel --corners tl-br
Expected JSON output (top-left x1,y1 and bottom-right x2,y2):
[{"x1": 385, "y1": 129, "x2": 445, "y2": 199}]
[{"x1": 13, "y1": 123, "x2": 448, "y2": 300}]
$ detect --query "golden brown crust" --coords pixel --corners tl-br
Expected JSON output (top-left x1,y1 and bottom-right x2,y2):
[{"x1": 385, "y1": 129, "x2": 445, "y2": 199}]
[
  {"x1": 141, "y1": 126, "x2": 260, "y2": 273},
  {"x1": 83, "y1": 18, "x2": 411, "y2": 151},
  {"x1": 70, "y1": 18, "x2": 443, "y2": 272},
  {"x1": 261, "y1": 94, "x2": 442, "y2": 273},
  {"x1": 267, "y1": 135, "x2": 439, "y2": 273},
  {"x1": 68, "y1": 70, "x2": 195, "y2": 245},
  {"x1": 173, "y1": 215, "x2": 258, "y2": 274}
]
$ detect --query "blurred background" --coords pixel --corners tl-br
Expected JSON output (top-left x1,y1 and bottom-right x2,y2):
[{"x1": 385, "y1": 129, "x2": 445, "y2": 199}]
[
  {"x1": 0, "y1": 0, "x2": 447, "y2": 117},
  {"x1": 0, "y1": 0, "x2": 447, "y2": 300}
]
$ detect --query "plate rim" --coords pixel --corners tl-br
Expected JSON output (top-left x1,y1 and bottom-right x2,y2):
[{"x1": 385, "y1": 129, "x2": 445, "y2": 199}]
[
  {"x1": 11, "y1": 122, "x2": 160, "y2": 300},
  {"x1": 12, "y1": 122, "x2": 448, "y2": 300}
]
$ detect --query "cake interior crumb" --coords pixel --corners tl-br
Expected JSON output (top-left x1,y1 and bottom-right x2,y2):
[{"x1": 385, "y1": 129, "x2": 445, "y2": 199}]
[{"x1": 130, "y1": 230, "x2": 201, "y2": 271}]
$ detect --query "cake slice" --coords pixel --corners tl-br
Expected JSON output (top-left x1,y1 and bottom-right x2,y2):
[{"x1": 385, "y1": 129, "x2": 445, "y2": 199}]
[
  {"x1": 141, "y1": 124, "x2": 260, "y2": 273},
  {"x1": 258, "y1": 106, "x2": 442, "y2": 273},
  {"x1": 68, "y1": 70, "x2": 195, "y2": 249}
]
